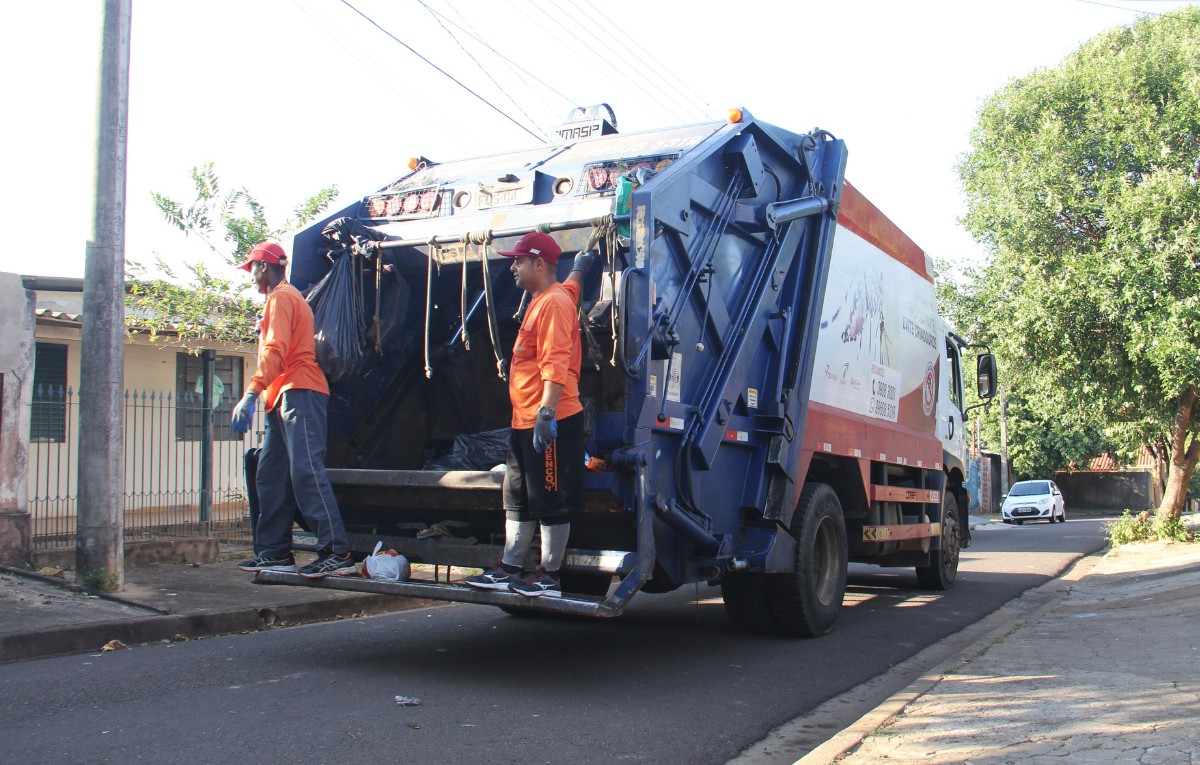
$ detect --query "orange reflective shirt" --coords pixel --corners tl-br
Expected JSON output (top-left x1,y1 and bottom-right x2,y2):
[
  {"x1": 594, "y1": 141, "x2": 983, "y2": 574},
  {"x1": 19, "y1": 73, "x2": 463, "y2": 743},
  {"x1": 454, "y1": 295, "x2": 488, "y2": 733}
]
[
  {"x1": 509, "y1": 280, "x2": 582, "y2": 429},
  {"x1": 247, "y1": 282, "x2": 329, "y2": 411}
]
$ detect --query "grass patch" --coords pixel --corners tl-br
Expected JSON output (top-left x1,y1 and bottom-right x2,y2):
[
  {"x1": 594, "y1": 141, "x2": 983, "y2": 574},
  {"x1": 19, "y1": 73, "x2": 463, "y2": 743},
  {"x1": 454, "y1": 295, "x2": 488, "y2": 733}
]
[{"x1": 1106, "y1": 510, "x2": 1194, "y2": 546}]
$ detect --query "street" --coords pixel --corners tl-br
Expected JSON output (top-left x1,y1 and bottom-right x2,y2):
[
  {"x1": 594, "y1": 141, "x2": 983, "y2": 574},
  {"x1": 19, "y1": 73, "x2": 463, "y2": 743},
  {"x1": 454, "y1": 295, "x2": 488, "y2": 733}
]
[{"x1": 0, "y1": 517, "x2": 1109, "y2": 765}]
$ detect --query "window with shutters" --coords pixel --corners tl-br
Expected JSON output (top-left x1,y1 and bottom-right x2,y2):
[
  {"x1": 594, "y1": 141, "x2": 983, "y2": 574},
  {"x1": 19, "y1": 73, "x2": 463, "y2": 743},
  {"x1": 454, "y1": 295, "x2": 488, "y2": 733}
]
[
  {"x1": 30, "y1": 343, "x2": 68, "y2": 442},
  {"x1": 175, "y1": 353, "x2": 244, "y2": 441}
]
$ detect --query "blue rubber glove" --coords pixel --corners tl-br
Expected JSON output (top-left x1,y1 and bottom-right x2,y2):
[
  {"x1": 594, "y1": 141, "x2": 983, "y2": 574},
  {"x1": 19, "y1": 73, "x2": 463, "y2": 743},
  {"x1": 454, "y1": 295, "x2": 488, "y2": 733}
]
[
  {"x1": 533, "y1": 406, "x2": 558, "y2": 454},
  {"x1": 231, "y1": 391, "x2": 258, "y2": 434}
]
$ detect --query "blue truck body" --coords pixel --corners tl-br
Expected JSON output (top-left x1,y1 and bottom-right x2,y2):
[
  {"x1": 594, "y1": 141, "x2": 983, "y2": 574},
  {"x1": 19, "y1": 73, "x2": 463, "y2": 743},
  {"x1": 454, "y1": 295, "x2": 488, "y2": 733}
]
[{"x1": 257, "y1": 109, "x2": 991, "y2": 636}]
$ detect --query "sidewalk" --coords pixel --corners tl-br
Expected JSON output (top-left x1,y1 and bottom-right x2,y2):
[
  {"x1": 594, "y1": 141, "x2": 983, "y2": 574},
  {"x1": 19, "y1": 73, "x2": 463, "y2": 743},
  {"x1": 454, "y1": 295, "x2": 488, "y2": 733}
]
[
  {"x1": 800, "y1": 533, "x2": 1200, "y2": 764},
  {"x1": 0, "y1": 550, "x2": 439, "y2": 663}
]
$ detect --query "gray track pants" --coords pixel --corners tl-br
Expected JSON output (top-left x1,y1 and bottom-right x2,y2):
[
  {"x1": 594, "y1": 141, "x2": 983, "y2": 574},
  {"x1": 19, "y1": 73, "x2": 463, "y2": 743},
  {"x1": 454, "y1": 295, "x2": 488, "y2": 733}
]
[{"x1": 254, "y1": 388, "x2": 349, "y2": 557}]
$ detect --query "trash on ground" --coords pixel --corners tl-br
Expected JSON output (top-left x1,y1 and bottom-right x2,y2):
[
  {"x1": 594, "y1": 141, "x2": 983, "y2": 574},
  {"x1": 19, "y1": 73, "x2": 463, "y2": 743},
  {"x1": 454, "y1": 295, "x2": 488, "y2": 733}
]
[
  {"x1": 363, "y1": 541, "x2": 411, "y2": 581},
  {"x1": 101, "y1": 639, "x2": 128, "y2": 652},
  {"x1": 394, "y1": 695, "x2": 422, "y2": 706}
]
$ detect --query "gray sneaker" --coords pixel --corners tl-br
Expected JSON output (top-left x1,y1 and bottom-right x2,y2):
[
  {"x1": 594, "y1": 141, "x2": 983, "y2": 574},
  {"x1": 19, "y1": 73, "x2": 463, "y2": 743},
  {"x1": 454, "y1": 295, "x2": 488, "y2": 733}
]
[
  {"x1": 464, "y1": 565, "x2": 523, "y2": 590},
  {"x1": 509, "y1": 566, "x2": 562, "y2": 598},
  {"x1": 238, "y1": 553, "x2": 297, "y2": 573},
  {"x1": 298, "y1": 552, "x2": 357, "y2": 579}
]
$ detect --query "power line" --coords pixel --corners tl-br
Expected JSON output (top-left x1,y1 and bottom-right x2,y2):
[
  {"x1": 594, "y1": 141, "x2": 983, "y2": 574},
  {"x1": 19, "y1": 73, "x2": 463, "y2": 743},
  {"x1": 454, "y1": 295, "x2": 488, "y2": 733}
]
[
  {"x1": 337, "y1": 0, "x2": 546, "y2": 143},
  {"x1": 417, "y1": 0, "x2": 549, "y2": 140},
  {"x1": 578, "y1": 0, "x2": 718, "y2": 117},
  {"x1": 288, "y1": 0, "x2": 477, "y2": 148},
  {"x1": 532, "y1": 0, "x2": 693, "y2": 124},
  {"x1": 561, "y1": 0, "x2": 709, "y2": 121},
  {"x1": 1074, "y1": 0, "x2": 1168, "y2": 15},
  {"x1": 424, "y1": 0, "x2": 575, "y2": 121}
]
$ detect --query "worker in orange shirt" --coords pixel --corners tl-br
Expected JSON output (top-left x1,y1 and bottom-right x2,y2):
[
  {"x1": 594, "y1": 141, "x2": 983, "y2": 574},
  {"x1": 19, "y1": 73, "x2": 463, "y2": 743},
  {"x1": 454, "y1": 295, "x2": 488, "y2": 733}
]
[
  {"x1": 466, "y1": 232, "x2": 594, "y2": 598},
  {"x1": 230, "y1": 242, "x2": 356, "y2": 579}
]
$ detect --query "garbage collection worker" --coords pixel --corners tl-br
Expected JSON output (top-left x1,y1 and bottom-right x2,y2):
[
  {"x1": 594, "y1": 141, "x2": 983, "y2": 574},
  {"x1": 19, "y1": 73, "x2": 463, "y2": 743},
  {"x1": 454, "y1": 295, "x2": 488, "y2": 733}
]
[
  {"x1": 230, "y1": 242, "x2": 357, "y2": 579},
  {"x1": 465, "y1": 232, "x2": 594, "y2": 598}
]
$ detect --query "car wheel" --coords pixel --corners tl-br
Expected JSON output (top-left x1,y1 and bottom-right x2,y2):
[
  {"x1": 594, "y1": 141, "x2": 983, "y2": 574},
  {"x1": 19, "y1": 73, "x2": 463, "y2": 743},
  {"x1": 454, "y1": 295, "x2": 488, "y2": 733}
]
[
  {"x1": 1002, "y1": 519, "x2": 1013, "y2": 525},
  {"x1": 1014, "y1": 519, "x2": 1024, "y2": 525},
  {"x1": 1060, "y1": 508, "x2": 1067, "y2": 523}
]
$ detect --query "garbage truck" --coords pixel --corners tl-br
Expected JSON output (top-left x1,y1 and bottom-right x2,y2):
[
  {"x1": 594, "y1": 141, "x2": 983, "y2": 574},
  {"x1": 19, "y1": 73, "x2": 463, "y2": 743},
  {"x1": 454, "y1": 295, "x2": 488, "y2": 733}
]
[{"x1": 254, "y1": 107, "x2": 997, "y2": 637}]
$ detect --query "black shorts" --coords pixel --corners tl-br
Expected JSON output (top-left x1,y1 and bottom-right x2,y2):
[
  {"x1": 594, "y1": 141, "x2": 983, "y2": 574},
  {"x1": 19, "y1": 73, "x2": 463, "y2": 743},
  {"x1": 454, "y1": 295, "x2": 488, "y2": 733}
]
[{"x1": 503, "y1": 411, "x2": 585, "y2": 521}]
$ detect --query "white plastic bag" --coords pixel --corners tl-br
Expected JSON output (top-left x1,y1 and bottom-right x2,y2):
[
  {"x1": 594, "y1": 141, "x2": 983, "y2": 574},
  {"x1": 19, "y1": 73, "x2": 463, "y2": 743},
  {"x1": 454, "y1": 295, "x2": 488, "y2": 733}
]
[{"x1": 362, "y1": 541, "x2": 411, "y2": 581}]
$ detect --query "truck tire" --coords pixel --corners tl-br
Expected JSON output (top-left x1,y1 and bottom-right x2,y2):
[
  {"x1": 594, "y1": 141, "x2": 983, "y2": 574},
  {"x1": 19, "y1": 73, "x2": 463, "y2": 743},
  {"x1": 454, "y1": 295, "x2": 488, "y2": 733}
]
[
  {"x1": 765, "y1": 482, "x2": 847, "y2": 638},
  {"x1": 915, "y1": 492, "x2": 960, "y2": 590},
  {"x1": 721, "y1": 573, "x2": 775, "y2": 634}
]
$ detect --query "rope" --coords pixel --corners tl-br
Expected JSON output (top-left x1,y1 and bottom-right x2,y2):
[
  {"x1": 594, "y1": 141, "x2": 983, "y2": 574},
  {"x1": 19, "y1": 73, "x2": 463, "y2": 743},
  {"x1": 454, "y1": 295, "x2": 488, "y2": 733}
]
[
  {"x1": 459, "y1": 235, "x2": 471, "y2": 351},
  {"x1": 424, "y1": 237, "x2": 438, "y2": 379},
  {"x1": 477, "y1": 231, "x2": 508, "y2": 381}
]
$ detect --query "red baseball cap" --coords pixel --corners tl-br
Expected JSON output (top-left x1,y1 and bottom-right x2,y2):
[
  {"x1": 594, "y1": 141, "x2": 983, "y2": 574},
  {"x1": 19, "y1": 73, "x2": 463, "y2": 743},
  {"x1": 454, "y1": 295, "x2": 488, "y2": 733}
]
[
  {"x1": 497, "y1": 232, "x2": 561, "y2": 264},
  {"x1": 239, "y1": 242, "x2": 288, "y2": 272}
]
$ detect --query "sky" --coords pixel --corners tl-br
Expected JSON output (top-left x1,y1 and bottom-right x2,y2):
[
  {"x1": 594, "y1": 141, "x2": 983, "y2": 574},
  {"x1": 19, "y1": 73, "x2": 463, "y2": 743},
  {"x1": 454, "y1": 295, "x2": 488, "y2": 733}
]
[{"x1": 2, "y1": 0, "x2": 1195, "y2": 282}]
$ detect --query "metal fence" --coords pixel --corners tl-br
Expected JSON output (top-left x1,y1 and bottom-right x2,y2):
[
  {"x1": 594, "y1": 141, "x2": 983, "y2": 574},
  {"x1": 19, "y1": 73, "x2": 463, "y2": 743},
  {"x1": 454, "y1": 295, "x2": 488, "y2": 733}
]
[{"x1": 28, "y1": 384, "x2": 265, "y2": 551}]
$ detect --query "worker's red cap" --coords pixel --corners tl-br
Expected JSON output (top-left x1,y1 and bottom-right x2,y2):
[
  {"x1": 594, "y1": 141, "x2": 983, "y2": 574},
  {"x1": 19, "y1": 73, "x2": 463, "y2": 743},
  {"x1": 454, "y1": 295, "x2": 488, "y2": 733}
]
[
  {"x1": 497, "y1": 232, "x2": 561, "y2": 264},
  {"x1": 239, "y1": 242, "x2": 288, "y2": 272}
]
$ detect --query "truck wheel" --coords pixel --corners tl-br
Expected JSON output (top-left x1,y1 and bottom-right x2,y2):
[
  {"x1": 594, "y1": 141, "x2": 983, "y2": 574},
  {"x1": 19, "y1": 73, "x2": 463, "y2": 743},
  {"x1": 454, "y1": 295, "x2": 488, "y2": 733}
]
[
  {"x1": 915, "y1": 492, "x2": 960, "y2": 590},
  {"x1": 722, "y1": 573, "x2": 775, "y2": 633},
  {"x1": 765, "y1": 482, "x2": 847, "y2": 638}
]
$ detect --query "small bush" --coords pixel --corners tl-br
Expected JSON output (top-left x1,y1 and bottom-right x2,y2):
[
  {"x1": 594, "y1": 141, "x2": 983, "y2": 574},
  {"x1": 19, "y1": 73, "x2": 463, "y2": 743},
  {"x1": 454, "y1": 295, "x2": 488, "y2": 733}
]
[{"x1": 1107, "y1": 510, "x2": 1195, "y2": 546}]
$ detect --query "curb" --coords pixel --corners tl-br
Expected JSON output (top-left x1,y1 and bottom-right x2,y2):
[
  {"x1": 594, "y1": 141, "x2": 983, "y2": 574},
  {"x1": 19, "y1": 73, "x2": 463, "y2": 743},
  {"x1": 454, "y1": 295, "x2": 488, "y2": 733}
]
[
  {"x1": 0, "y1": 592, "x2": 439, "y2": 664},
  {"x1": 793, "y1": 551, "x2": 1105, "y2": 764}
]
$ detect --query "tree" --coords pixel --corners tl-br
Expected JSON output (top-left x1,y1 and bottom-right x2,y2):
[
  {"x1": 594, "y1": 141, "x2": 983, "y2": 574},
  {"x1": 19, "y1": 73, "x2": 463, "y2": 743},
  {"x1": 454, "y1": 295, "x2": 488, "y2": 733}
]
[
  {"x1": 128, "y1": 163, "x2": 338, "y2": 346},
  {"x1": 957, "y1": 7, "x2": 1200, "y2": 526}
]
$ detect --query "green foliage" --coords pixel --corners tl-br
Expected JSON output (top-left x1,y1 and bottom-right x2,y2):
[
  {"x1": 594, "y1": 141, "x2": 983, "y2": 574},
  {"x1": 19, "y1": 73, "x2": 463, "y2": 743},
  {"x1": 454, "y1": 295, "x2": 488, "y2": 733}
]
[
  {"x1": 955, "y1": 8, "x2": 1200, "y2": 514},
  {"x1": 151, "y1": 161, "x2": 338, "y2": 267},
  {"x1": 133, "y1": 164, "x2": 339, "y2": 346},
  {"x1": 1106, "y1": 509, "x2": 1193, "y2": 546},
  {"x1": 125, "y1": 258, "x2": 260, "y2": 348}
]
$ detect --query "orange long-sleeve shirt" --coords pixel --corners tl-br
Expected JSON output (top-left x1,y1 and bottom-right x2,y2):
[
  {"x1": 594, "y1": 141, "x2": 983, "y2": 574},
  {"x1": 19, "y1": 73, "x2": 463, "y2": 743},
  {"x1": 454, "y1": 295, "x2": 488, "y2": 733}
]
[
  {"x1": 247, "y1": 282, "x2": 329, "y2": 411},
  {"x1": 509, "y1": 280, "x2": 582, "y2": 429}
]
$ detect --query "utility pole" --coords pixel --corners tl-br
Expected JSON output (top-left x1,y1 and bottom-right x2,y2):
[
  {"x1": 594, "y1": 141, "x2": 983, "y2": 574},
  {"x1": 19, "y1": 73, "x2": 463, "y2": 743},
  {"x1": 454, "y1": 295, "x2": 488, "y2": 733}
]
[
  {"x1": 998, "y1": 385, "x2": 1010, "y2": 497},
  {"x1": 77, "y1": 0, "x2": 131, "y2": 591}
]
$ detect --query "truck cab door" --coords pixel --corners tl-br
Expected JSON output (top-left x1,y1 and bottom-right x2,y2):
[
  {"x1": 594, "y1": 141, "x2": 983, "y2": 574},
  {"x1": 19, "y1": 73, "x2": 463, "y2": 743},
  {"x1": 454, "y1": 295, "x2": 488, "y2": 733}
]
[{"x1": 938, "y1": 337, "x2": 967, "y2": 461}]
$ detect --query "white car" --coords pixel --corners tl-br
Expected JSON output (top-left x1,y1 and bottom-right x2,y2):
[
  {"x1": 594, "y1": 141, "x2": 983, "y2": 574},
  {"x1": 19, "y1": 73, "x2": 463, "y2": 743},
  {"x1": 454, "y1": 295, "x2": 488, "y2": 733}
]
[{"x1": 1001, "y1": 480, "x2": 1066, "y2": 524}]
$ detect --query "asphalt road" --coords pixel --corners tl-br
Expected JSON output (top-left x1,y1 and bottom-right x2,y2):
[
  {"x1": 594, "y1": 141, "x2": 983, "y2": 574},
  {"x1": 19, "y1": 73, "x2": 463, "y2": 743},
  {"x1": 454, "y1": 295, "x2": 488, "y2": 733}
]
[{"x1": 0, "y1": 517, "x2": 1109, "y2": 765}]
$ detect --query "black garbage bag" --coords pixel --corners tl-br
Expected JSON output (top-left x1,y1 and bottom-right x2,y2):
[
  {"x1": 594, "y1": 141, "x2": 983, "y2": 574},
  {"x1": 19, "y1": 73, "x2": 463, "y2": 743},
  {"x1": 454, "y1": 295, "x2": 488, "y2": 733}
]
[
  {"x1": 308, "y1": 249, "x2": 367, "y2": 384},
  {"x1": 424, "y1": 428, "x2": 511, "y2": 471}
]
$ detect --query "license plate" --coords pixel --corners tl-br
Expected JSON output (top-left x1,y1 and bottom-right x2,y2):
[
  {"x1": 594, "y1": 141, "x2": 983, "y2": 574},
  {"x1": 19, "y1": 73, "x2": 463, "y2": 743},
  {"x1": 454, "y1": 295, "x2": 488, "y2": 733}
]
[{"x1": 477, "y1": 183, "x2": 532, "y2": 209}]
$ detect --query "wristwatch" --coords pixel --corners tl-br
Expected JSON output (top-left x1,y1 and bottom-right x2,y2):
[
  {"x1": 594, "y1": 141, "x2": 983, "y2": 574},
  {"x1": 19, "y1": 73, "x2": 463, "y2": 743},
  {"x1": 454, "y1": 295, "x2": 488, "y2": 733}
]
[{"x1": 537, "y1": 406, "x2": 555, "y2": 421}]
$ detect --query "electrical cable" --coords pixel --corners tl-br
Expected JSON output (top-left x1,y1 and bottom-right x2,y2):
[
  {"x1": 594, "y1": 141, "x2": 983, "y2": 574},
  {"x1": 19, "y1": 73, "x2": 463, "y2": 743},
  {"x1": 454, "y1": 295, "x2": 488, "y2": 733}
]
[
  {"x1": 338, "y1": 0, "x2": 547, "y2": 143},
  {"x1": 427, "y1": 0, "x2": 575, "y2": 118},
  {"x1": 418, "y1": 0, "x2": 549, "y2": 140},
  {"x1": 560, "y1": 0, "x2": 707, "y2": 122},
  {"x1": 288, "y1": 0, "x2": 477, "y2": 147},
  {"x1": 579, "y1": 0, "x2": 718, "y2": 116},
  {"x1": 531, "y1": 0, "x2": 693, "y2": 125}
]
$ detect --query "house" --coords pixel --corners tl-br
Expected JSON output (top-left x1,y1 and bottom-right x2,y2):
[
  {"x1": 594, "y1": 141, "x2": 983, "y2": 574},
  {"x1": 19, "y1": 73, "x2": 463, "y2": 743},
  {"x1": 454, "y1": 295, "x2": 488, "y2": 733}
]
[{"x1": 11, "y1": 273, "x2": 260, "y2": 564}]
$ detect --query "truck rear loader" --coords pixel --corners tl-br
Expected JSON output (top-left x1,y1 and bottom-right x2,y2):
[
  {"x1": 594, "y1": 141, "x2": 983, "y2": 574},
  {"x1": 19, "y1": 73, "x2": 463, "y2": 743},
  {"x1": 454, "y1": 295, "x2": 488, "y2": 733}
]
[{"x1": 255, "y1": 108, "x2": 997, "y2": 637}]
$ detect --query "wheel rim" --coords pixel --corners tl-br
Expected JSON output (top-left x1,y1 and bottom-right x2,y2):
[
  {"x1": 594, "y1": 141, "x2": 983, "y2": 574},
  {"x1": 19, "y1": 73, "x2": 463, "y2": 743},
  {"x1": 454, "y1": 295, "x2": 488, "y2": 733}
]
[
  {"x1": 811, "y1": 516, "x2": 841, "y2": 606},
  {"x1": 941, "y1": 511, "x2": 960, "y2": 576}
]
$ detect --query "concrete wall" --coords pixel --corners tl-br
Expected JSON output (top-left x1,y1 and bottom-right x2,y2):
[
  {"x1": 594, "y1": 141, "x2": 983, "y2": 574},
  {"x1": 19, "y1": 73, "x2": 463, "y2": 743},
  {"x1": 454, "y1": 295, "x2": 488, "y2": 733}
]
[
  {"x1": 0, "y1": 273, "x2": 35, "y2": 567},
  {"x1": 1053, "y1": 470, "x2": 1156, "y2": 511}
]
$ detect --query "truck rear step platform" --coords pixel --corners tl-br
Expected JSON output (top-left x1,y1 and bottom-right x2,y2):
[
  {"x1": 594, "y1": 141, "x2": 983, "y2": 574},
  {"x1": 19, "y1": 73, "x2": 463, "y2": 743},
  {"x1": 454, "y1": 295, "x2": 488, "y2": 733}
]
[{"x1": 252, "y1": 570, "x2": 625, "y2": 617}]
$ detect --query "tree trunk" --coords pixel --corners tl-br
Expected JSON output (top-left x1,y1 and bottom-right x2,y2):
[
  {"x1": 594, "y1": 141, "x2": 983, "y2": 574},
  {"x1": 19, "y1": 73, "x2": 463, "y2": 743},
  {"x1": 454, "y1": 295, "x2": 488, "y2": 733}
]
[{"x1": 1156, "y1": 389, "x2": 1200, "y2": 525}]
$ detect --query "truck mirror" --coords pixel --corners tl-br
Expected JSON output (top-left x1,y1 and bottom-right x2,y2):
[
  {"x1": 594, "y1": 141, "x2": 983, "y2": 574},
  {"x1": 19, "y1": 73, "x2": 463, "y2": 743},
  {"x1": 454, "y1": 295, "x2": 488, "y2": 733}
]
[{"x1": 976, "y1": 354, "x2": 998, "y2": 399}]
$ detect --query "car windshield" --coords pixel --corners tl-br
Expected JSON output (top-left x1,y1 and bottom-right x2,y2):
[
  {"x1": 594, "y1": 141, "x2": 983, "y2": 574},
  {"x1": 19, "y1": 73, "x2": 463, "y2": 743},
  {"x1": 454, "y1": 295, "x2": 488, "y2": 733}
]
[{"x1": 1010, "y1": 481, "x2": 1050, "y2": 497}]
